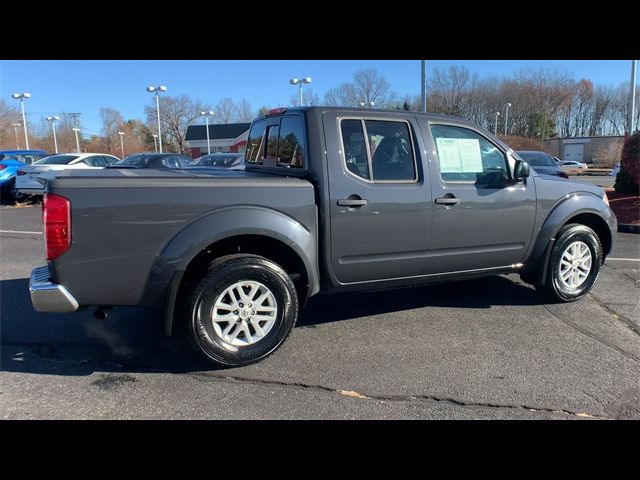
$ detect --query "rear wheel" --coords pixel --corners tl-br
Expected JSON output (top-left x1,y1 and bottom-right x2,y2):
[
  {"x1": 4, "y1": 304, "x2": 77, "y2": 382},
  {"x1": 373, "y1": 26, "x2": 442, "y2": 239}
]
[
  {"x1": 534, "y1": 224, "x2": 603, "y2": 303},
  {"x1": 184, "y1": 254, "x2": 298, "y2": 368}
]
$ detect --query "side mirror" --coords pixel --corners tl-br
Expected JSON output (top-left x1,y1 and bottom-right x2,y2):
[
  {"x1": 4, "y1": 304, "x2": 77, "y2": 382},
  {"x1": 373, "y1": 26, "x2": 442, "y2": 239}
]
[{"x1": 514, "y1": 160, "x2": 530, "y2": 181}]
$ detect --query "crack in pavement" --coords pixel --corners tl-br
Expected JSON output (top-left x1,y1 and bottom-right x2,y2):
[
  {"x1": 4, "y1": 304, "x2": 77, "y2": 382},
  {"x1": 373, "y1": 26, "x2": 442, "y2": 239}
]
[
  {"x1": 188, "y1": 372, "x2": 607, "y2": 419},
  {"x1": 588, "y1": 292, "x2": 640, "y2": 337},
  {"x1": 542, "y1": 305, "x2": 640, "y2": 364}
]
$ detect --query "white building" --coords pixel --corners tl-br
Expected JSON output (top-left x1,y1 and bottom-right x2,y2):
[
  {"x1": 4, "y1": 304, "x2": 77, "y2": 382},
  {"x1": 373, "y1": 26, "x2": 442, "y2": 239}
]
[{"x1": 184, "y1": 122, "x2": 250, "y2": 158}]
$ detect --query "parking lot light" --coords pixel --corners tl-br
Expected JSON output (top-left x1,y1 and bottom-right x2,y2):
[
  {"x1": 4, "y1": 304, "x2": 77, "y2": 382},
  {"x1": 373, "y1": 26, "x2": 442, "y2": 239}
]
[
  {"x1": 72, "y1": 127, "x2": 81, "y2": 153},
  {"x1": 289, "y1": 77, "x2": 312, "y2": 106},
  {"x1": 494, "y1": 111, "x2": 501, "y2": 136},
  {"x1": 11, "y1": 92, "x2": 31, "y2": 149},
  {"x1": 360, "y1": 100, "x2": 375, "y2": 108},
  {"x1": 152, "y1": 134, "x2": 158, "y2": 153},
  {"x1": 11, "y1": 122, "x2": 21, "y2": 149},
  {"x1": 118, "y1": 131, "x2": 125, "y2": 158},
  {"x1": 46, "y1": 116, "x2": 60, "y2": 153},
  {"x1": 504, "y1": 103, "x2": 512, "y2": 135},
  {"x1": 147, "y1": 85, "x2": 167, "y2": 153},
  {"x1": 200, "y1": 110, "x2": 215, "y2": 155}
]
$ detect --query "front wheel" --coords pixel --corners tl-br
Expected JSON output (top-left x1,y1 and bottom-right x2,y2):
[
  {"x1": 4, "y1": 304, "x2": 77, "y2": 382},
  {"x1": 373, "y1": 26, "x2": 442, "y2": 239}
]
[
  {"x1": 184, "y1": 254, "x2": 298, "y2": 368},
  {"x1": 535, "y1": 223, "x2": 603, "y2": 303}
]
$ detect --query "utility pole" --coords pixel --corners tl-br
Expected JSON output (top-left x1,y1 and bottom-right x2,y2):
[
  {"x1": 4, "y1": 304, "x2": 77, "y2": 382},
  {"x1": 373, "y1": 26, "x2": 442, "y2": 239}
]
[{"x1": 629, "y1": 60, "x2": 637, "y2": 134}]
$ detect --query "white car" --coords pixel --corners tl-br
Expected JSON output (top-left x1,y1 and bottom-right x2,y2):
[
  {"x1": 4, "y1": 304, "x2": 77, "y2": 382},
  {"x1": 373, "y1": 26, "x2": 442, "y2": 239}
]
[
  {"x1": 16, "y1": 153, "x2": 119, "y2": 195},
  {"x1": 559, "y1": 160, "x2": 588, "y2": 171}
]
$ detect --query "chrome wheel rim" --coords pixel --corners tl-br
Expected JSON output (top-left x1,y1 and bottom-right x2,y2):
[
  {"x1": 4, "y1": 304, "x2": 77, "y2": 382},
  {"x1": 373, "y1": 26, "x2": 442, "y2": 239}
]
[
  {"x1": 209, "y1": 281, "x2": 277, "y2": 347},
  {"x1": 558, "y1": 241, "x2": 592, "y2": 290}
]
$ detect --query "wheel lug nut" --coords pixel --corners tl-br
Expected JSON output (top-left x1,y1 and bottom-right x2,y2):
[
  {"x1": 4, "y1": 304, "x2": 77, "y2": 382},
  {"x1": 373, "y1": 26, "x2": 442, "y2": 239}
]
[
  {"x1": 239, "y1": 303, "x2": 244, "y2": 308},
  {"x1": 234, "y1": 310, "x2": 238, "y2": 315}
]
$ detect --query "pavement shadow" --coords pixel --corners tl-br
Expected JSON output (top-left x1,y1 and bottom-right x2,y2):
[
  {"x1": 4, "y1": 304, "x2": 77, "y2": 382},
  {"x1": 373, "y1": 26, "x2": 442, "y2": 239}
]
[{"x1": 1, "y1": 274, "x2": 541, "y2": 376}]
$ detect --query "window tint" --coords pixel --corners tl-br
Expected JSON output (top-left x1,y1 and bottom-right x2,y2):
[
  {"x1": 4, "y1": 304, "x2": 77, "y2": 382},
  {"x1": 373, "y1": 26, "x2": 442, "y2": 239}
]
[
  {"x1": 340, "y1": 119, "x2": 369, "y2": 180},
  {"x1": 516, "y1": 152, "x2": 556, "y2": 167},
  {"x1": 36, "y1": 154, "x2": 79, "y2": 165},
  {"x1": 245, "y1": 121, "x2": 267, "y2": 165},
  {"x1": 278, "y1": 117, "x2": 305, "y2": 168},
  {"x1": 265, "y1": 124, "x2": 279, "y2": 159},
  {"x1": 163, "y1": 156, "x2": 190, "y2": 168},
  {"x1": 85, "y1": 156, "x2": 103, "y2": 167},
  {"x1": 367, "y1": 120, "x2": 415, "y2": 181},
  {"x1": 431, "y1": 125, "x2": 508, "y2": 184}
]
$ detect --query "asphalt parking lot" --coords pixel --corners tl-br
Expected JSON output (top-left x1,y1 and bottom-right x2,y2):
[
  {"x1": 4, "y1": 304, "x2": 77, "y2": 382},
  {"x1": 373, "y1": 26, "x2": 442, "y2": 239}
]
[{"x1": 1, "y1": 205, "x2": 639, "y2": 419}]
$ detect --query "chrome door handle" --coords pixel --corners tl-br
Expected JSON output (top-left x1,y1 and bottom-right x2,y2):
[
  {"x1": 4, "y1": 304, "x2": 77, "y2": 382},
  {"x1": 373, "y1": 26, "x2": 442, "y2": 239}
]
[
  {"x1": 338, "y1": 198, "x2": 368, "y2": 207},
  {"x1": 435, "y1": 197, "x2": 461, "y2": 205}
]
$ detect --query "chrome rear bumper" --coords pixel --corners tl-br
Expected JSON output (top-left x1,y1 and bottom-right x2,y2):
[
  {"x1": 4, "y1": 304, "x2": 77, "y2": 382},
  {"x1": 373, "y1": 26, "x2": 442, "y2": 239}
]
[{"x1": 29, "y1": 266, "x2": 79, "y2": 313}]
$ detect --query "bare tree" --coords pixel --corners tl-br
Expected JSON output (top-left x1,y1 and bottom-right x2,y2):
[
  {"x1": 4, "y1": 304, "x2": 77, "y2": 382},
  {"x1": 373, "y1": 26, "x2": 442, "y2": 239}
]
[
  {"x1": 145, "y1": 95, "x2": 212, "y2": 152},
  {"x1": 100, "y1": 107, "x2": 125, "y2": 155},
  {"x1": 324, "y1": 69, "x2": 396, "y2": 108},
  {"x1": 215, "y1": 98, "x2": 236, "y2": 124},
  {"x1": 234, "y1": 99, "x2": 254, "y2": 122},
  {"x1": 0, "y1": 100, "x2": 22, "y2": 149},
  {"x1": 290, "y1": 88, "x2": 320, "y2": 107}
]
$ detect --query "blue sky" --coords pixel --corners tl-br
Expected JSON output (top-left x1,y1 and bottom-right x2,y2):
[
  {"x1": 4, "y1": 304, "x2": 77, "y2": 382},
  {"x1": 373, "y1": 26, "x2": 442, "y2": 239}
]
[{"x1": 1, "y1": 60, "x2": 635, "y2": 135}]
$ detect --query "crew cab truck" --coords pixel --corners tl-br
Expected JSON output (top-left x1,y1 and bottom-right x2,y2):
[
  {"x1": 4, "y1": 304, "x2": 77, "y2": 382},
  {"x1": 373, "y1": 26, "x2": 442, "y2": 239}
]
[{"x1": 30, "y1": 107, "x2": 617, "y2": 367}]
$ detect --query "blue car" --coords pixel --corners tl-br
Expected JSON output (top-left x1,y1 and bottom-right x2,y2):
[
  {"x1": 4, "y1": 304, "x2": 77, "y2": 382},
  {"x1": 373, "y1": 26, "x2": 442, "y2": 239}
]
[{"x1": 0, "y1": 149, "x2": 50, "y2": 201}]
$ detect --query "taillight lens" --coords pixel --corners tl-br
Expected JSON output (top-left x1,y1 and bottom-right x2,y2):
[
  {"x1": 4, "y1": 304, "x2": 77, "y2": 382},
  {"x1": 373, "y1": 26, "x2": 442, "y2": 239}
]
[
  {"x1": 0, "y1": 164, "x2": 7, "y2": 170},
  {"x1": 43, "y1": 193, "x2": 71, "y2": 260}
]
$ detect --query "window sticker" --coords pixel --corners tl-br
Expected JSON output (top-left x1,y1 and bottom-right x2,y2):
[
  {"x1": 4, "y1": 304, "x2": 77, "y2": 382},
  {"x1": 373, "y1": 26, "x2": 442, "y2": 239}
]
[{"x1": 435, "y1": 137, "x2": 482, "y2": 173}]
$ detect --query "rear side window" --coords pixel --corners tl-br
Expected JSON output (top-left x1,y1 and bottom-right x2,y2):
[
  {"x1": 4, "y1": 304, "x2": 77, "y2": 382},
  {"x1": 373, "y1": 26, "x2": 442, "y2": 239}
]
[
  {"x1": 340, "y1": 119, "x2": 416, "y2": 182},
  {"x1": 265, "y1": 125, "x2": 280, "y2": 159},
  {"x1": 430, "y1": 124, "x2": 508, "y2": 184},
  {"x1": 245, "y1": 121, "x2": 267, "y2": 165}
]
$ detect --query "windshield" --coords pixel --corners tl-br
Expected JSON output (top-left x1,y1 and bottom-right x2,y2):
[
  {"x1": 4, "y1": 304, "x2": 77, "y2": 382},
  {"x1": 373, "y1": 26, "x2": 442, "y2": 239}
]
[
  {"x1": 34, "y1": 154, "x2": 79, "y2": 165},
  {"x1": 116, "y1": 154, "x2": 152, "y2": 166},
  {"x1": 194, "y1": 155, "x2": 242, "y2": 167},
  {"x1": 516, "y1": 152, "x2": 557, "y2": 167}
]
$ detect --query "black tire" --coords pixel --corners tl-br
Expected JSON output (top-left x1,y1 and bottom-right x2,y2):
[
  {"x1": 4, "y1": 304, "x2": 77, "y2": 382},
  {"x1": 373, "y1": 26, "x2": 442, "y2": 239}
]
[
  {"x1": 8, "y1": 178, "x2": 26, "y2": 202},
  {"x1": 535, "y1": 223, "x2": 603, "y2": 303},
  {"x1": 184, "y1": 254, "x2": 298, "y2": 368}
]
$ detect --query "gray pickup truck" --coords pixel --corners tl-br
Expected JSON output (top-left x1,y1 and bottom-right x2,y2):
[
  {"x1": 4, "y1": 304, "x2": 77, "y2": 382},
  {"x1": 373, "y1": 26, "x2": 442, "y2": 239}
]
[{"x1": 30, "y1": 107, "x2": 617, "y2": 367}]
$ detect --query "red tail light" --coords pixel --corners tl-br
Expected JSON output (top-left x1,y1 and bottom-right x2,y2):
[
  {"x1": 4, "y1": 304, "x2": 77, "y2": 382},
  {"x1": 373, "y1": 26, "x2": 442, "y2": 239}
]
[
  {"x1": 0, "y1": 164, "x2": 6, "y2": 170},
  {"x1": 43, "y1": 193, "x2": 71, "y2": 260}
]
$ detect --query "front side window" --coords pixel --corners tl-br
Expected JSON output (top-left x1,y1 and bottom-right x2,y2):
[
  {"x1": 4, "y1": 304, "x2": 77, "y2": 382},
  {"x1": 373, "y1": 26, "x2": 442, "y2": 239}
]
[
  {"x1": 340, "y1": 119, "x2": 416, "y2": 181},
  {"x1": 431, "y1": 124, "x2": 508, "y2": 184}
]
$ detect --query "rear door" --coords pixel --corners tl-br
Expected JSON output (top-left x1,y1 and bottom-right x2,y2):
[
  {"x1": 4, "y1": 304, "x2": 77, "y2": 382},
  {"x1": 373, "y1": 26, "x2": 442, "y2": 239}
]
[
  {"x1": 324, "y1": 112, "x2": 432, "y2": 284},
  {"x1": 419, "y1": 120, "x2": 536, "y2": 274}
]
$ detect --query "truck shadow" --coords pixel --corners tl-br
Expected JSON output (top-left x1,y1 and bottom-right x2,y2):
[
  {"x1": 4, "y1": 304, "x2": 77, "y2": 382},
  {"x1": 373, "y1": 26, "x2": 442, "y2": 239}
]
[{"x1": 1, "y1": 274, "x2": 542, "y2": 376}]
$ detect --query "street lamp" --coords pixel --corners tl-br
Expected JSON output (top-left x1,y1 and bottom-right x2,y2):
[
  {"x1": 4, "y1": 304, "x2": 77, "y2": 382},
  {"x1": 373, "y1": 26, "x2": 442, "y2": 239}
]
[
  {"x1": 289, "y1": 77, "x2": 312, "y2": 107},
  {"x1": 494, "y1": 111, "x2": 501, "y2": 136},
  {"x1": 11, "y1": 123, "x2": 21, "y2": 149},
  {"x1": 200, "y1": 110, "x2": 215, "y2": 155},
  {"x1": 118, "y1": 131, "x2": 125, "y2": 158},
  {"x1": 11, "y1": 92, "x2": 31, "y2": 149},
  {"x1": 72, "y1": 127, "x2": 81, "y2": 153},
  {"x1": 146, "y1": 85, "x2": 167, "y2": 153},
  {"x1": 504, "y1": 103, "x2": 512, "y2": 136},
  {"x1": 152, "y1": 134, "x2": 158, "y2": 153},
  {"x1": 46, "y1": 116, "x2": 60, "y2": 154},
  {"x1": 360, "y1": 100, "x2": 375, "y2": 108}
]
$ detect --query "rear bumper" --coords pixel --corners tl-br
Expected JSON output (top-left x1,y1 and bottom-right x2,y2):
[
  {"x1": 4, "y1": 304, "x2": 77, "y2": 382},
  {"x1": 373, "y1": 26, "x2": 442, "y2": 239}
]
[{"x1": 29, "y1": 266, "x2": 79, "y2": 313}]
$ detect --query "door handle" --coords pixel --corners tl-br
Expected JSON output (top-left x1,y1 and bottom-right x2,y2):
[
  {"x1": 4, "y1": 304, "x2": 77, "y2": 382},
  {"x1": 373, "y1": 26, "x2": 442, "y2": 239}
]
[
  {"x1": 338, "y1": 197, "x2": 368, "y2": 207},
  {"x1": 435, "y1": 196, "x2": 461, "y2": 206}
]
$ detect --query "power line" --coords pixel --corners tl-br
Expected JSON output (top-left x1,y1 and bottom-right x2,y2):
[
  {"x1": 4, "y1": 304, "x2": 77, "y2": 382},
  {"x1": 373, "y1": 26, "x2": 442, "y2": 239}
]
[{"x1": 67, "y1": 112, "x2": 82, "y2": 128}]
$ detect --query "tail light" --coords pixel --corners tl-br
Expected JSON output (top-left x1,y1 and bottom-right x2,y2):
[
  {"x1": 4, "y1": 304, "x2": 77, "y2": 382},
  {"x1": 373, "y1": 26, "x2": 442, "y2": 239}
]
[
  {"x1": 43, "y1": 193, "x2": 71, "y2": 260},
  {"x1": 17, "y1": 170, "x2": 27, "y2": 175},
  {"x1": 558, "y1": 171, "x2": 569, "y2": 179},
  {"x1": 0, "y1": 164, "x2": 6, "y2": 171}
]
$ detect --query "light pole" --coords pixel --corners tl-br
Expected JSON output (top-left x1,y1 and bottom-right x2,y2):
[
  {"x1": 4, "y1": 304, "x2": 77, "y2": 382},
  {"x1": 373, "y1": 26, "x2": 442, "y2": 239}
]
[
  {"x1": 420, "y1": 60, "x2": 427, "y2": 113},
  {"x1": 629, "y1": 60, "x2": 637, "y2": 134},
  {"x1": 46, "y1": 116, "x2": 60, "y2": 153},
  {"x1": 504, "y1": 103, "x2": 512, "y2": 135},
  {"x1": 147, "y1": 85, "x2": 167, "y2": 153},
  {"x1": 494, "y1": 111, "x2": 501, "y2": 136},
  {"x1": 152, "y1": 134, "x2": 158, "y2": 153},
  {"x1": 289, "y1": 77, "x2": 312, "y2": 106},
  {"x1": 360, "y1": 100, "x2": 375, "y2": 108},
  {"x1": 11, "y1": 92, "x2": 31, "y2": 149},
  {"x1": 118, "y1": 131, "x2": 125, "y2": 158},
  {"x1": 200, "y1": 110, "x2": 215, "y2": 155},
  {"x1": 11, "y1": 123, "x2": 21, "y2": 149},
  {"x1": 72, "y1": 128, "x2": 81, "y2": 153}
]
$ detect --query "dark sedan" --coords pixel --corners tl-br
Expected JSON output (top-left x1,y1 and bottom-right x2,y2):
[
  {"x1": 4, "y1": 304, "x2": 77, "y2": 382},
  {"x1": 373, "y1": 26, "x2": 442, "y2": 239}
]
[
  {"x1": 515, "y1": 151, "x2": 569, "y2": 178},
  {"x1": 190, "y1": 153, "x2": 245, "y2": 169},
  {"x1": 108, "y1": 153, "x2": 192, "y2": 169}
]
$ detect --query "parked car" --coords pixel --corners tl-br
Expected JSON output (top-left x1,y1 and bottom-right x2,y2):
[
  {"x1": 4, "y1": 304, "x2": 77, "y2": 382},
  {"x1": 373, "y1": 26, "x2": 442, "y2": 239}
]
[
  {"x1": 108, "y1": 153, "x2": 192, "y2": 169},
  {"x1": 515, "y1": 150, "x2": 569, "y2": 178},
  {"x1": 0, "y1": 149, "x2": 50, "y2": 201},
  {"x1": 552, "y1": 156, "x2": 562, "y2": 165},
  {"x1": 16, "y1": 153, "x2": 119, "y2": 196},
  {"x1": 609, "y1": 162, "x2": 621, "y2": 177},
  {"x1": 29, "y1": 107, "x2": 616, "y2": 368},
  {"x1": 559, "y1": 160, "x2": 588, "y2": 171},
  {"x1": 190, "y1": 153, "x2": 245, "y2": 169}
]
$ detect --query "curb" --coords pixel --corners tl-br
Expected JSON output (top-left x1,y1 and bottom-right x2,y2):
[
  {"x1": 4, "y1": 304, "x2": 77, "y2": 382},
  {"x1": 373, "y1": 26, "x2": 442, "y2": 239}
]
[{"x1": 618, "y1": 224, "x2": 640, "y2": 234}]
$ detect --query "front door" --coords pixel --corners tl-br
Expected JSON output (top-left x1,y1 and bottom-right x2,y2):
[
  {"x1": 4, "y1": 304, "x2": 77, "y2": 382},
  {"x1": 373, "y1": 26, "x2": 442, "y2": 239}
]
[
  {"x1": 419, "y1": 121, "x2": 536, "y2": 274},
  {"x1": 324, "y1": 112, "x2": 432, "y2": 284}
]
